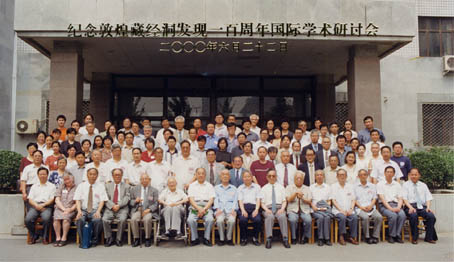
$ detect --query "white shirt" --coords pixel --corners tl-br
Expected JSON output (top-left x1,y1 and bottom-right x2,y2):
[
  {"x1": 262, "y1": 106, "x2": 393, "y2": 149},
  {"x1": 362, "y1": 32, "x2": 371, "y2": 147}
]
[
  {"x1": 371, "y1": 159, "x2": 403, "y2": 182},
  {"x1": 28, "y1": 182, "x2": 56, "y2": 203},
  {"x1": 21, "y1": 164, "x2": 49, "y2": 185},
  {"x1": 42, "y1": 148, "x2": 53, "y2": 162},
  {"x1": 105, "y1": 158, "x2": 129, "y2": 182},
  {"x1": 250, "y1": 126, "x2": 261, "y2": 136},
  {"x1": 365, "y1": 141, "x2": 385, "y2": 158},
  {"x1": 125, "y1": 160, "x2": 148, "y2": 186},
  {"x1": 73, "y1": 181, "x2": 108, "y2": 210},
  {"x1": 192, "y1": 148, "x2": 207, "y2": 166},
  {"x1": 253, "y1": 140, "x2": 272, "y2": 155},
  {"x1": 402, "y1": 180, "x2": 433, "y2": 208},
  {"x1": 354, "y1": 182, "x2": 377, "y2": 214},
  {"x1": 330, "y1": 182, "x2": 355, "y2": 215},
  {"x1": 355, "y1": 156, "x2": 370, "y2": 171},
  {"x1": 214, "y1": 124, "x2": 228, "y2": 138},
  {"x1": 78, "y1": 126, "x2": 99, "y2": 135},
  {"x1": 156, "y1": 127, "x2": 176, "y2": 147},
  {"x1": 187, "y1": 181, "x2": 215, "y2": 202},
  {"x1": 237, "y1": 183, "x2": 263, "y2": 205},
  {"x1": 147, "y1": 161, "x2": 172, "y2": 193},
  {"x1": 172, "y1": 155, "x2": 201, "y2": 190},
  {"x1": 310, "y1": 183, "x2": 331, "y2": 205},
  {"x1": 323, "y1": 166, "x2": 340, "y2": 185},
  {"x1": 159, "y1": 188, "x2": 188, "y2": 204},
  {"x1": 84, "y1": 162, "x2": 110, "y2": 184},
  {"x1": 164, "y1": 150, "x2": 180, "y2": 166},
  {"x1": 340, "y1": 164, "x2": 359, "y2": 184},
  {"x1": 377, "y1": 180, "x2": 403, "y2": 203},
  {"x1": 121, "y1": 145, "x2": 134, "y2": 163},
  {"x1": 275, "y1": 163, "x2": 297, "y2": 187},
  {"x1": 260, "y1": 183, "x2": 286, "y2": 207},
  {"x1": 329, "y1": 134, "x2": 338, "y2": 151}
]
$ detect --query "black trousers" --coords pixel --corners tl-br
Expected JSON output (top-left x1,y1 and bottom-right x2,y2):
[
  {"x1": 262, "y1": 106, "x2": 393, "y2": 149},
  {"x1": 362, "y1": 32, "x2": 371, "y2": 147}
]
[
  {"x1": 404, "y1": 204, "x2": 438, "y2": 241},
  {"x1": 238, "y1": 204, "x2": 262, "y2": 240}
]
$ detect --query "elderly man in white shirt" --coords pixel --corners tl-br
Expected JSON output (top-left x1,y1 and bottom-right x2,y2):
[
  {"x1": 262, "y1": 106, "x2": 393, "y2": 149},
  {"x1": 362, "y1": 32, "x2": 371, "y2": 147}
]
[
  {"x1": 286, "y1": 171, "x2": 312, "y2": 245},
  {"x1": 125, "y1": 148, "x2": 149, "y2": 186},
  {"x1": 261, "y1": 169, "x2": 290, "y2": 249},
  {"x1": 105, "y1": 144, "x2": 129, "y2": 182},
  {"x1": 172, "y1": 141, "x2": 200, "y2": 190},
  {"x1": 310, "y1": 170, "x2": 333, "y2": 246},
  {"x1": 249, "y1": 114, "x2": 261, "y2": 136},
  {"x1": 84, "y1": 149, "x2": 110, "y2": 184},
  {"x1": 275, "y1": 150, "x2": 297, "y2": 187},
  {"x1": 253, "y1": 129, "x2": 272, "y2": 155},
  {"x1": 20, "y1": 150, "x2": 49, "y2": 202},
  {"x1": 147, "y1": 147, "x2": 172, "y2": 193},
  {"x1": 402, "y1": 168, "x2": 438, "y2": 244},
  {"x1": 187, "y1": 168, "x2": 215, "y2": 246},
  {"x1": 377, "y1": 166, "x2": 406, "y2": 244},
  {"x1": 323, "y1": 155, "x2": 340, "y2": 185},
  {"x1": 158, "y1": 177, "x2": 188, "y2": 239},
  {"x1": 74, "y1": 168, "x2": 109, "y2": 248},
  {"x1": 371, "y1": 146, "x2": 403, "y2": 184},
  {"x1": 25, "y1": 167, "x2": 55, "y2": 245},
  {"x1": 331, "y1": 169, "x2": 359, "y2": 245},
  {"x1": 354, "y1": 169, "x2": 382, "y2": 244}
]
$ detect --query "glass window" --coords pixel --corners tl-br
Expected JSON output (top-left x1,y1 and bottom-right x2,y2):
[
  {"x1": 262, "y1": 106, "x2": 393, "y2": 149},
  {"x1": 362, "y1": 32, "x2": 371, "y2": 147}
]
[
  {"x1": 168, "y1": 97, "x2": 210, "y2": 118},
  {"x1": 418, "y1": 17, "x2": 454, "y2": 57},
  {"x1": 216, "y1": 78, "x2": 259, "y2": 92},
  {"x1": 264, "y1": 78, "x2": 312, "y2": 90},
  {"x1": 264, "y1": 96, "x2": 304, "y2": 118},
  {"x1": 217, "y1": 97, "x2": 259, "y2": 118},
  {"x1": 117, "y1": 95, "x2": 163, "y2": 117}
]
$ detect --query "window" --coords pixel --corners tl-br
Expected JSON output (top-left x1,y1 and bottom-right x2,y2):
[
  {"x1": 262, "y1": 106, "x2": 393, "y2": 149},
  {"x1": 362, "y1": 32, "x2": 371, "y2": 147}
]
[
  {"x1": 419, "y1": 17, "x2": 454, "y2": 57},
  {"x1": 422, "y1": 103, "x2": 454, "y2": 146}
]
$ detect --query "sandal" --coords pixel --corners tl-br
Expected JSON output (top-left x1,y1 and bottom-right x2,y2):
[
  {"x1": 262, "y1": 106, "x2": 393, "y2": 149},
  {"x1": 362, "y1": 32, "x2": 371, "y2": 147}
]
[
  {"x1": 58, "y1": 240, "x2": 67, "y2": 247},
  {"x1": 53, "y1": 240, "x2": 61, "y2": 247}
]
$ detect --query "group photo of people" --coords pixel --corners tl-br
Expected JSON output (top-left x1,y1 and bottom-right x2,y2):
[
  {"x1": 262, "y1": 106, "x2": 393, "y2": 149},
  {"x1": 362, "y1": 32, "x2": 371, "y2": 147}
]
[{"x1": 19, "y1": 112, "x2": 438, "y2": 250}]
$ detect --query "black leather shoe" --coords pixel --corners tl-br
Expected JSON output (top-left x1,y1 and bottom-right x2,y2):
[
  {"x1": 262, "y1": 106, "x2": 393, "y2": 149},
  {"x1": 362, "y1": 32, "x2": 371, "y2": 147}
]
[
  {"x1": 252, "y1": 238, "x2": 260, "y2": 246},
  {"x1": 324, "y1": 240, "x2": 332, "y2": 246},
  {"x1": 317, "y1": 240, "x2": 324, "y2": 246},
  {"x1": 190, "y1": 239, "x2": 200, "y2": 246},
  {"x1": 203, "y1": 238, "x2": 212, "y2": 247},
  {"x1": 300, "y1": 238, "x2": 309, "y2": 245},
  {"x1": 395, "y1": 237, "x2": 404, "y2": 244},
  {"x1": 388, "y1": 237, "x2": 395, "y2": 244},
  {"x1": 366, "y1": 238, "x2": 373, "y2": 244},
  {"x1": 283, "y1": 239, "x2": 290, "y2": 248},
  {"x1": 145, "y1": 238, "x2": 152, "y2": 247},
  {"x1": 265, "y1": 238, "x2": 272, "y2": 249},
  {"x1": 115, "y1": 239, "x2": 122, "y2": 247},
  {"x1": 226, "y1": 240, "x2": 234, "y2": 246},
  {"x1": 104, "y1": 237, "x2": 113, "y2": 247},
  {"x1": 291, "y1": 238, "x2": 297, "y2": 245},
  {"x1": 373, "y1": 237, "x2": 379, "y2": 244},
  {"x1": 132, "y1": 239, "x2": 140, "y2": 247},
  {"x1": 217, "y1": 240, "x2": 225, "y2": 246},
  {"x1": 91, "y1": 240, "x2": 98, "y2": 248},
  {"x1": 240, "y1": 239, "x2": 247, "y2": 246}
]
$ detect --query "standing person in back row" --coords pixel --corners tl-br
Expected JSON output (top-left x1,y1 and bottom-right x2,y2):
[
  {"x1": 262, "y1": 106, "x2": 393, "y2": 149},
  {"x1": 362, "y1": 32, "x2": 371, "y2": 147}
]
[{"x1": 358, "y1": 116, "x2": 385, "y2": 145}]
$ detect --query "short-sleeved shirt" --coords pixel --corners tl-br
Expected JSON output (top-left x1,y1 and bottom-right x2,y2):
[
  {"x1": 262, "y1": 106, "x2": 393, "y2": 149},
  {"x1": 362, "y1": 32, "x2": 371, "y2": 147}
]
[
  {"x1": 159, "y1": 188, "x2": 188, "y2": 205},
  {"x1": 187, "y1": 181, "x2": 215, "y2": 204},
  {"x1": 73, "y1": 181, "x2": 108, "y2": 211},
  {"x1": 354, "y1": 182, "x2": 377, "y2": 211},
  {"x1": 261, "y1": 183, "x2": 286, "y2": 207},
  {"x1": 285, "y1": 184, "x2": 312, "y2": 214},
  {"x1": 172, "y1": 155, "x2": 200, "y2": 190},
  {"x1": 204, "y1": 134, "x2": 219, "y2": 150},
  {"x1": 147, "y1": 161, "x2": 172, "y2": 193},
  {"x1": 125, "y1": 160, "x2": 148, "y2": 186},
  {"x1": 28, "y1": 182, "x2": 56, "y2": 203},
  {"x1": 55, "y1": 184, "x2": 77, "y2": 209},
  {"x1": 391, "y1": 155, "x2": 412, "y2": 181},
  {"x1": 19, "y1": 157, "x2": 33, "y2": 173},
  {"x1": 371, "y1": 159, "x2": 404, "y2": 182},
  {"x1": 323, "y1": 166, "x2": 340, "y2": 185},
  {"x1": 214, "y1": 184, "x2": 238, "y2": 213},
  {"x1": 68, "y1": 164, "x2": 86, "y2": 186},
  {"x1": 84, "y1": 162, "x2": 110, "y2": 184},
  {"x1": 105, "y1": 158, "x2": 129, "y2": 182},
  {"x1": 250, "y1": 160, "x2": 275, "y2": 187},
  {"x1": 402, "y1": 181, "x2": 433, "y2": 207},
  {"x1": 376, "y1": 180, "x2": 403, "y2": 203},
  {"x1": 21, "y1": 164, "x2": 49, "y2": 185},
  {"x1": 330, "y1": 182, "x2": 355, "y2": 215},
  {"x1": 237, "y1": 183, "x2": 262, "y2": 205},
  {"x1": 310, "y1": 183, "x2": 331, "y2": 205}
]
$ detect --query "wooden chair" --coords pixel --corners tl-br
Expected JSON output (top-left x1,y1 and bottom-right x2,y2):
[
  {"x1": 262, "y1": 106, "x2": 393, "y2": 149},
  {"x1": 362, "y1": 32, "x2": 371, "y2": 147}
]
[
  {"x1": 126, "y1": 218, "x2": 159, "y2": 246},
  {"x1": 187, "y1": 218, "x2": 213, "y2": 244},
  {"x1": 381, "y1": 216, "x2": 405, "y2": 242},
  {"x1": 211, "y1": 218, "x2": 236, "y2": 245},
  {"x1": 310, "y1": 218, "x2": 334, "y2": 244},
  {"x1": 408, "y1": 216, "x2": 425, "y2": 242},
  {"x1": 26, "y1": 217, "x2": 52, "y2": 243},
  {"x1": 236, "y1": 218, "x2": 262, "y2": 244},
  {"x1": 333, "y1": 218, "x2": 360, "y2": 244}
]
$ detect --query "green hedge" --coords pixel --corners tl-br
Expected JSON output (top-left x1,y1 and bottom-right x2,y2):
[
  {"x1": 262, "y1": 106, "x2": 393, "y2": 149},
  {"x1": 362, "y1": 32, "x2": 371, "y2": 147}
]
[
  {"x1": 408, "y1": 147, "x2": 454, "y2": 190},
  {"x1": 0, "y1": 150, "x2": 23, "y2": 192}
]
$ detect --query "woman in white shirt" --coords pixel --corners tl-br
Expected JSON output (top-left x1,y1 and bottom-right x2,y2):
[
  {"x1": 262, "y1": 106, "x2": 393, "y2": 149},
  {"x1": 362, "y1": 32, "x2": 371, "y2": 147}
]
[
  {"x1": 355, "y1": 144, "x2": 370, "y2": 171},
  {"x1": 241, "y1": 141, "x2": 258, "y2": 170},
  {"x1": 341, "y1": 151, "x2": 359, "y2": 184}
]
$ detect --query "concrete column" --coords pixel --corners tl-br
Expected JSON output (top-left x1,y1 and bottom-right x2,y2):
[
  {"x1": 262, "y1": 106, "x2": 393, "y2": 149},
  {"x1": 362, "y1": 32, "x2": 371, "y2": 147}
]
[
  {"x1": 49, "y1": 41, "x2": 84, "y2": 131},
  {"x1": 315, "y1": 75, "x2": 336, "y2": 124},
  {"x1": 89, "y1": 73, "x2": 112, "y2": 129},
  {"x1": 347, "y1": 45, "x2": 382, "y2": 129}
]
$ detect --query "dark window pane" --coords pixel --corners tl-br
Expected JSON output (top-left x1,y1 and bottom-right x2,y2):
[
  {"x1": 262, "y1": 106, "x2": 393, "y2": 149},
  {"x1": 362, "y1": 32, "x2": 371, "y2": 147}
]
[
  {"x1": 418, "y1": 17, "x2": 429, "y2": 30},
  {"x1": 419, "y1": 32, "x2": 429, "y2": 56},
  {"x1": 217, "y1": 97, "x2": 259, "y2": 118},
  {"x1": 115, "y1": 77, "x2": 164, "y2": 89},
  {"x1": 216, "y1": 78, "x2": 259, "y2": 92},
  {"x1": 264, "y1": 78, "x2": 312, "y2": 90},
  {"x1": 264, "y1": 96, "x2": 303, "y2": 119},
  {"x1": 428, "y1": 17, "x2": 440, "y2": 30},
  {"x1": 168, "y1": 78, "x2": 211, "y2": 90},
  {"x1": 441, "y1": 18, "x2": 454, "y2": 31},
  {"x1": 168, "y1": 97, "x2": 210, "y2": 118},
  {"x1": 429, "y1": 32, "x2": 441, "y2": 57},
  {"x1": 117, "y1": 96, "x2": 163, "y2": 117},
  {"x1": 442, "y1": 33, "x2": 454, "y2": 55}
]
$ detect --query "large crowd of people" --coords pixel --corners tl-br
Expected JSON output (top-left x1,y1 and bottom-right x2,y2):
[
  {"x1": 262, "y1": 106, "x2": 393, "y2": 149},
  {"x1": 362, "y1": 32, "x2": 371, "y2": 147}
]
[{"x1": 19, "y1": 113, "x2": 438, "y2": 249}]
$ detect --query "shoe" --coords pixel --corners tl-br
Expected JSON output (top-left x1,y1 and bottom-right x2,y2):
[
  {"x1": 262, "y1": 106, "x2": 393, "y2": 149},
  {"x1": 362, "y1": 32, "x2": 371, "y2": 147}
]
[
  {"x1": 252, "y1": 238, "x2": 260, "y2": 246},
  {"x1": 190, "y1": 239, "x2": 200, "y2": 246},
  {"x1": 339, "y1": 235, "x2": 346, "y2": 245},
  {"x1": 58, "y1": 240, "x2": 67, "y2": 247},
  {"x1": 324, "y1": 240, "x2": 332, "y2": 246},
  {"x1": 79, "y1": 244, "x2": 83, "y2": 248},
  {"x1": 372, "y1": 237, "x2": 379, "y2": 244},
  {"x1": 145, "y1": 238, "x2": 151, "y2": 247},
  {"x1": 91, "y1": 240, "x2": 98, "y2": 248},
  {"x1": 175, "y1": 233, "x2": 183, "y2": 240},
  {"x1": 317, "y1": 240, "x2": 324, "y2": 246},
  {"x1": 283, "y1": 239, "x2": 290, "y2": 248},
  {"x1": 42, "y1": 238, "x2": 49, "y2": 245},
  {"x1": 240, "y1": 239, "x2": 247, "y2": 246},
  {"x1": 388, "y1": 237, "x2": 395, "y2": 244},
  {"x1": 160, "y1": 234, "x2": 170, "y2": 241},
  {"x1": 169, "y1": 229, "x2": 177, "y2": 238},
  {"x1": 395, "y1": 237, "x2": 404, "y2": 244},
  {"x1": 53, "y1": 240, "x2": 60, "y2": 247},
  {"x1": 424, "y1": 239, "x2": 436, "y2": 244},
  {"x1": 265, "y1": 238, "x2": 272, "y2": 249},
  {"x1": 366, "y1": 238, "x2": 373, "y2": 244},
  {"x1": 300, "y1": 238, "x2": 308, "y2": 245},
  {"x1": 291, "y1": 238, "x2": 297, "y2": 245},
  {"x1": 217, "y1": 240, "x2": 225, "y2": 246},
  {"x1": 104, "y1": 237, "x2": 113, "y2": 247},
  {"x1": 203, "y1": 238, "x2": 212, "y2": 247},
  {"x1": 347, "y1": 237, "x2": 359, "y2": 245},
  {"x1": 412, "y1": 240, "x2": 418, "y2": 245},
  {"x1": 115, "y1": 239, "x2": 122, "y2": 247},
  {"x1": 132, "y1": 238, "x2": 140, "y2": 247},
  {"x1": 28, "y1": 237, "x2": 36, "y2": 245},
  {"x1": 226, "y1": 240, "x2": 234, "y2": 246}
]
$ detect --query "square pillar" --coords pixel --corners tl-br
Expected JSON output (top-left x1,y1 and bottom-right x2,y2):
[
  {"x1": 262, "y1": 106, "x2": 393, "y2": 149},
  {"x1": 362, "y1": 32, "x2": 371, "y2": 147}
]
[
  {"x1": 347, "y1": 45, "x2": 382, "y2": 129},
  {"x1": 315, "y1": 74, "x2": 336, "y2": 124},
  {"x1": 49, "y1": 41, "x2": 84, "y2": 131},
  {"x1": 89, "y1": 72, "x2": 112, "y2": 128}
]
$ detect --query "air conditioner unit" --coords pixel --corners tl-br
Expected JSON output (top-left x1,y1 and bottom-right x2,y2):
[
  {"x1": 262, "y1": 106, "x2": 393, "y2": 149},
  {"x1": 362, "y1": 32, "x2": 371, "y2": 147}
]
[
  {"x1": 16, "y1": 119, "x2": 39, "y2": 134},
  {"x1": 443, "y1": 55, "x2": 454, "y2": 75}
]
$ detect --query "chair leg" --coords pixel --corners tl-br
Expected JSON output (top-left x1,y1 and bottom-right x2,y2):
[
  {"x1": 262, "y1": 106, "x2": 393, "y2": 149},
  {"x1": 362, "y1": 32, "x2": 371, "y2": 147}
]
[
  {"x1": 382, "y1": 220, "x2": 385, "y2": 241},
  {"x1": 334, "y1": 220, "x2": 338, "y2": 243},
  {"x1": 288, "y1": 221, "x2": 291, "y2": 245},
  {"x1": 236, "y1": 222, "x2": 240, "y2": 244},
  {"x1": 128, "y1": 222, "x2": 131, "y2": 245},
  {"x1": 311, "y1": 220, "x2": 315, "y2": 244},
  {"x1": 358, "y1": 218, "x2": 361, "y2": 243},
  {"x1": 211, "y1": 224, "x2": 215, "y2": 245}
]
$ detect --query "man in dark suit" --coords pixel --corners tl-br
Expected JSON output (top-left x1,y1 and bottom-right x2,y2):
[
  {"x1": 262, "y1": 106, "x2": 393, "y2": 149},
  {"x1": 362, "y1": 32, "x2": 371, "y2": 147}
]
[
  {"x1": 129, "y1": 173, "x2": 159, "y2": 247},
  {"x1": 289, "y1": 141, "x2": 305, "y2": 167},
  {"x1": 102, "y1": 168, "x2": 130, "y2": 247},
  {"x1": 316, "y1": 137, "x2": 337, "y2": 169},
  {"x1": 229, "y1": 156, "x2": 246, "y2": 187},
  {"x1": 297, "y1": 148, "x2": 322, "y2": 186},
  {"x1": 202, "y1": 149, "x2": 226, "y2": 186},
  {"x1": 302, "y1": 130, "x2": 322, "y2": 157}
]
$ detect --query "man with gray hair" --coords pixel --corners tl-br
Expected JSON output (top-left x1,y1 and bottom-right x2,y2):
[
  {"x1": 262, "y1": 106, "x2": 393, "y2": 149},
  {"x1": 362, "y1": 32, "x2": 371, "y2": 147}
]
[
  {"x1": 174, "y1": 115, "x2": 189, "y2": 144},
  {"x1": 158, "y1": 177, "x2": 188, "y2": 239},
  {"x1": 249, "y1": 114, "x2": 261, "y2": 136}
]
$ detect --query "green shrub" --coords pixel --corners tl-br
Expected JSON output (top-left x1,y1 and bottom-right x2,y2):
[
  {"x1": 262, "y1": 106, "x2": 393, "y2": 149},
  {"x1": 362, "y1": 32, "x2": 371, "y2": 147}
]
[
  {"x1": 0, "y1": 150, "x2": 23, "y2": 192},
  {"x1": 408, "y1": 147, "x2": 454, "y2": 190}
]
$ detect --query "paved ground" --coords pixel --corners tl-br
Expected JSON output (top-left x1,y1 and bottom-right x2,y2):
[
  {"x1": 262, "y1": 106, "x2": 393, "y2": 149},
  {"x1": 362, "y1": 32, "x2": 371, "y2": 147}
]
[{"x1": 0, "y1": 233, "x2": 452, "y2": 261}]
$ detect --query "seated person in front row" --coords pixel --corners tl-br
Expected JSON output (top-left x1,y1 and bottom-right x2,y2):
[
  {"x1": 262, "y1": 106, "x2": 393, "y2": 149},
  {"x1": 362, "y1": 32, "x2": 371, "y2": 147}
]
[
  {"x1": 130, "y1": 173, "x2": 159, "y2": 247},
  {"x1": 237, "y1": 171, "x2": 262, "y2": 246},
  {"x1": 187, "y1": 168, "x2": 215, "y2": 247},
  {"x1": 286, "y1": 171, "x2": 312, "y2": 245},
  {"x1": 261, "y1": 169, "x2": 290, "y2": 249},
  {"x1": 53, "y1": 174, "x2": 77, "y2": 247},
  {"x1": 403, "y1": 168, "x2": 437, "y2": 244},
  {"x1": 310, "y1": 170, "x2": 333, "y2": 246},
  {"x1": 331, "y1": 169, "x2": 359, "y2": 245},
  {"x1": 377, "y1": 166, "x2": 406, "y2": 243},
  {"x1": 102, "y1": 168, "x2": 130, "y2": 247},
  {"x1": 158, "y1": 177, "x2": 188, "y2": 239},
  {"x1": 354, "y1": 169, "x2": 382, "y2": 244},
  {"x1": 25, "y1": 167, "x2": 56, "y2": 245},
  {"x1": 74, "y1": 168, "x2": 108, "y2": 248},
  {"x1": 214, "y1": 170, "x2": 238, "y2": 246}
]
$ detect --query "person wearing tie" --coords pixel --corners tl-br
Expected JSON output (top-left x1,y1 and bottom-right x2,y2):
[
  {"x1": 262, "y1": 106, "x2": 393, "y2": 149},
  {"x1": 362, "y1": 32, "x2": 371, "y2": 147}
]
[
  {"x1": 290, "y1": 141, "x2": 304, "y2": 167},
  {"x1": 102, "y1": 168, "x2": 130, "y2": 247},
  {"x1": 237, "y1": 171, "x2": 262, "y2": 246},
  {"x1": 297, "y1": 148, "x2": 322, "y2": 186},
  {"x1": 286, "y1": 171, "x2": 312, "y2": 245},
  {"x1": 174, "y1": 115, "x2": 189, "y2": 144},
  {"x1": 302, "y1": 130, "x2": 322, "y2": 156},
  {"x1": 129, "y1": 173, "x2": 159, "y2": 247},
  {"x1": 275, "y1": 150, "x2": 297, "y2": 187},
  {"x1": 403, "y1": 168, "x2": 437, "y2": 244},
  {"x1": 202, "y1": 149, "x2": 226, "y2": 186},
  {"x1": 229, "y1": 156, "x2": 246, "y2": 187},
  {"x1": 260, "y1": 169, "x2": 290, "y2": 249},
  {"x1": 316, "y1": 137, "x2": 336, "y2": 169},
  {"x1": 74, "y1": 168, "x2": 108, "y2": 248}
]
